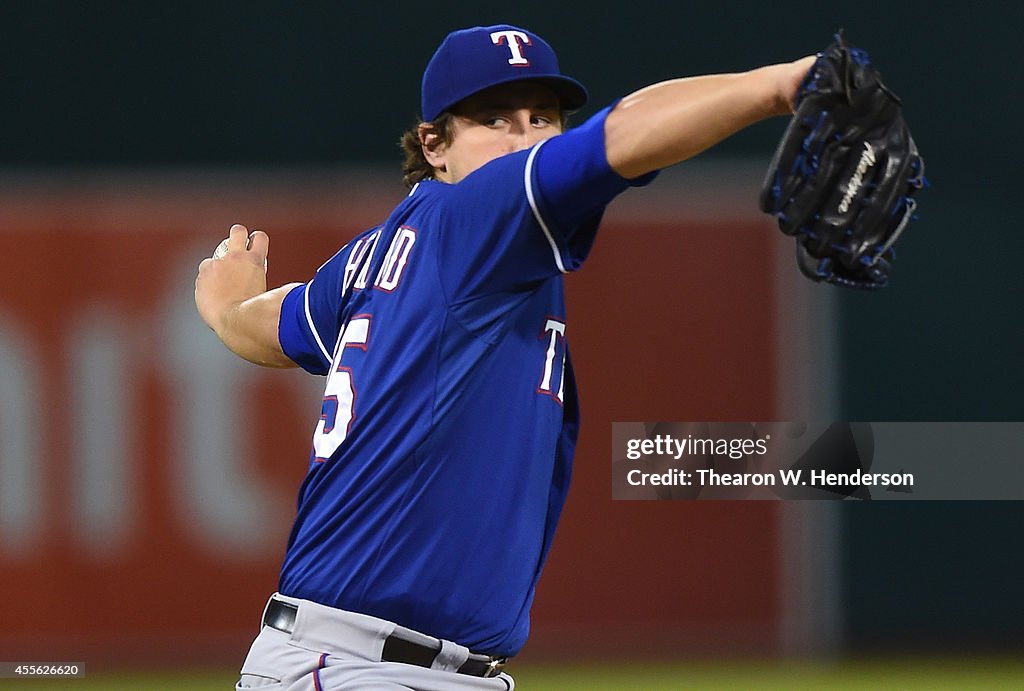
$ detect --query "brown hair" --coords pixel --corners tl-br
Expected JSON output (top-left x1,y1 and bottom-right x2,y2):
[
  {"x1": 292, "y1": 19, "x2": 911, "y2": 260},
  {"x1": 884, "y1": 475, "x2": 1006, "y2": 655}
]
[{"x1": 399, "y1": 113, "x2": 457, "y2": 189}]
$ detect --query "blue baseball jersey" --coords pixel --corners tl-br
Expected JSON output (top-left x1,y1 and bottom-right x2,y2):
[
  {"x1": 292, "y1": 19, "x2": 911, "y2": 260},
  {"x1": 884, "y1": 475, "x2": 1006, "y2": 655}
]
[{"x1": 276, "y1": 105, "x2": 655, "y2": 656}]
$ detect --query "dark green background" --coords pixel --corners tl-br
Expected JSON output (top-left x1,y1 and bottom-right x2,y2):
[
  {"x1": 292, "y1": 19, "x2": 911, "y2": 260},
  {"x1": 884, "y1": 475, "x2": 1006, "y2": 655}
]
[{"x1": 4, "y1": 1, "x2": 1021, "y2": 652}]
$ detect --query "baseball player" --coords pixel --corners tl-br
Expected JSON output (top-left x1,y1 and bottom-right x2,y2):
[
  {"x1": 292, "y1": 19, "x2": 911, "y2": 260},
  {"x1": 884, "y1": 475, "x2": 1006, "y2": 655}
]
[{"x1": 195, "y1": 24, "x2": 814, "y2": 690}]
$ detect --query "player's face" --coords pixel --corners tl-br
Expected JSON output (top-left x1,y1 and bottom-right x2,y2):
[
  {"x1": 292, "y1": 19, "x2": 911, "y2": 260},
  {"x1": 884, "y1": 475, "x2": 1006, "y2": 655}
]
[{"x1": 434, "y1": 82, "x2": 563, "y2": 183}]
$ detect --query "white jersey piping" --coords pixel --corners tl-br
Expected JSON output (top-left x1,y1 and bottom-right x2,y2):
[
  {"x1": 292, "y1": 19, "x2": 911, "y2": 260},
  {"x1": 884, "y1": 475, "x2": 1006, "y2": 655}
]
[{"x1": 524, "y1": 141, "x2": 567, "y2": 274}]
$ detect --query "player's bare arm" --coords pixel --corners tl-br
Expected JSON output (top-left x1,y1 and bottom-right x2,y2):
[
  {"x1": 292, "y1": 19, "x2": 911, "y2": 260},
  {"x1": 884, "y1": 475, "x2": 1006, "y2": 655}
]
[
  {"x1": 605, "y1": 56, "x2": 817, "y2": 179},
  {"x1": 194, "y1": 223, "x2": 300, "y2": 368}
]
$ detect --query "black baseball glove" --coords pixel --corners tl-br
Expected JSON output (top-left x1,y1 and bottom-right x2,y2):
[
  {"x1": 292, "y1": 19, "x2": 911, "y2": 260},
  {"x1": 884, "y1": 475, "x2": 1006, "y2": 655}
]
[{"x1": 759, "y1": 32, "x2": 926, "y2": 289}]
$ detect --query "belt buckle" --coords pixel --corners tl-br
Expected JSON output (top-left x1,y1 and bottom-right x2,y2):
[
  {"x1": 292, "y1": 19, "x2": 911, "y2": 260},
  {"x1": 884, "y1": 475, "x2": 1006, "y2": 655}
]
[{"x1": 483, "y1": 656, "x2": 508, "y2": 678}]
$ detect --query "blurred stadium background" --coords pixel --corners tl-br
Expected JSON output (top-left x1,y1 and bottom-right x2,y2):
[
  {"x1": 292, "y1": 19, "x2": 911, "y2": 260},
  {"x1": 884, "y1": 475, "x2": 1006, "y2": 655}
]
[{"x1": 1, "y1": 1, "x2": 1021, "y2": 688}]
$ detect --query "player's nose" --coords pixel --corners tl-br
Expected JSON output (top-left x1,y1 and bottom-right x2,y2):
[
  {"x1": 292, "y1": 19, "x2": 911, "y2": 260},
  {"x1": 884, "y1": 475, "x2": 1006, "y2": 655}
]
[{"x1": 507, "y1": 110, "x2": 533, "y2": 152}]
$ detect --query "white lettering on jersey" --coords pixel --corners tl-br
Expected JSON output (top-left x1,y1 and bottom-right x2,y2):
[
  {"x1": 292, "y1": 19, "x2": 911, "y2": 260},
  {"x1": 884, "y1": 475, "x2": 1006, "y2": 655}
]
[
  {"x1": 375, "y1": 226, "x2": 417, "y2": 293},
  {"x1": 313, "y1": 315, "x2": 371, "y2": 462},
  {"x1": 537, "y1": 318, "x2": 566, "y2": 404},
  {"x1": 354, "y1": 231, "x2": 382, "y2": 290},
  {"x1": 343, "y1": 231, "x2": 379, "y2": 294},
  {"x1": 490, "y1": 30, "x2": 532, "y2": 66},
  {"x1": 343, "y1": 227, "x2": 417, "y2": 295}
]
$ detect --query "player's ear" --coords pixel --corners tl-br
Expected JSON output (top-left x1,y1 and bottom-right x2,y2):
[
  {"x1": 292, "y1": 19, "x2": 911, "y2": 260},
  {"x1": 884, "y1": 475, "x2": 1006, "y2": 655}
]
[{"x1": 418, "y1": 122, "x2": 447, "y2": 172}]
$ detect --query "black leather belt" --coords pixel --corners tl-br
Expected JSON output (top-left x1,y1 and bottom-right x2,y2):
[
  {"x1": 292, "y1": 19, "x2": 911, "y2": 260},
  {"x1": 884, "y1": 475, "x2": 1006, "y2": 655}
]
[{"x1": 263, "y1": 598, "x2": 508, "y2": 678}]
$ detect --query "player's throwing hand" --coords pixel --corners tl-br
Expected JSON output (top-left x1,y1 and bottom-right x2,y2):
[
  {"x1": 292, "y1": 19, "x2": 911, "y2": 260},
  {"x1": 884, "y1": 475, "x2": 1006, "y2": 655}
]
[{"x1": 195, "y1": 224, "x2": 296, "y2": 368}]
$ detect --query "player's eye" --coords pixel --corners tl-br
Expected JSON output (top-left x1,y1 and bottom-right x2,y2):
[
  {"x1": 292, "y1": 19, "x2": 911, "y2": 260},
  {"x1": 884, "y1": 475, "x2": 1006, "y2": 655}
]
[{"x1": 531, "y1": 115, "x2": 552, "y2": 127}]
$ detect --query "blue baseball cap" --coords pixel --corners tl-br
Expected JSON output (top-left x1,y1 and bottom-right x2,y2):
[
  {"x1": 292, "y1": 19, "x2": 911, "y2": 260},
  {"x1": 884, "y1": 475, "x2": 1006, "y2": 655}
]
[{"x1": 421, "y1": 24, "x2": 588, "y2": 122}]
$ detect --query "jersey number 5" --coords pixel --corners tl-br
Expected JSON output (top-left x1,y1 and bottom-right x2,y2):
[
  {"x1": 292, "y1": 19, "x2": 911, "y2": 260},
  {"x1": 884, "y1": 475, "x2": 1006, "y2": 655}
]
[{"x1": 312, "y1": 315, "x2": 371, "y2": 462}]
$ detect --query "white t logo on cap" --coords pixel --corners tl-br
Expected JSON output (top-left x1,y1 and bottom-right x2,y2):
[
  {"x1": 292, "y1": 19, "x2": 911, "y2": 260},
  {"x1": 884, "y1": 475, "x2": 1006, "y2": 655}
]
[{"x1": 490, "y1": 30, "x2": 532, "y2": 66}]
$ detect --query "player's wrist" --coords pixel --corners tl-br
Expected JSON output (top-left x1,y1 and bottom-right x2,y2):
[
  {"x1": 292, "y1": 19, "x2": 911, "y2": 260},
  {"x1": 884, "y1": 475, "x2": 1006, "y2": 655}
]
[
  {"x1": 778, "y1": 56, "x2": 818, "y2": 114},
  {"x1": 746, "y1": 64, "x2": 788, "y2": 118},
  {"x1": 211, "y1": 299, "x2": 244, "y2": 337},
  {"x1": 207, "y1": 285, "x2": 297, "y2": 367}
]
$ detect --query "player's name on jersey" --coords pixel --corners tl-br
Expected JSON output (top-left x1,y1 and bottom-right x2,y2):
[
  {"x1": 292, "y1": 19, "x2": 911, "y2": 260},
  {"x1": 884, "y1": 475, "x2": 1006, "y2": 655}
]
[
  {"x1": 625, "y1": 468, "x2": 916, "y2": 488},
  {"x1": 341, "y1": 226, "x2": 417, "y2": 294}
]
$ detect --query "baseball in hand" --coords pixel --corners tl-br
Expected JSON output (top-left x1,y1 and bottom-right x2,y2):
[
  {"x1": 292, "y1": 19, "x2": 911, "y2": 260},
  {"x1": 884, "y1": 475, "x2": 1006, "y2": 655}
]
[
  {"x1": 212, "y1": 237, "x2": 268, "y2": 271},
  {"x1": 212, "y1": 238, "x2": 231, "y2": 260}
]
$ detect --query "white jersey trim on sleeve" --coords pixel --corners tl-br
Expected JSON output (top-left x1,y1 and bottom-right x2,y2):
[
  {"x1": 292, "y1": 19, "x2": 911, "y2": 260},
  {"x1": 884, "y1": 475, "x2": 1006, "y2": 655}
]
[
  {"x1": 303, "y1": 278, "x2": 332, "y2": 364},
  {"x1": 524, "y1": 140, "x2": 568, "y2": 274}
]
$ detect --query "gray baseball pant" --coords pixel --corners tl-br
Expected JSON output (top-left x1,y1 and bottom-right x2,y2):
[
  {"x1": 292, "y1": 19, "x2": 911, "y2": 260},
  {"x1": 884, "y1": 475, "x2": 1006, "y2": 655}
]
[{"x1": 236, "y1": 593, "x2": 515, "y2": 691}]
